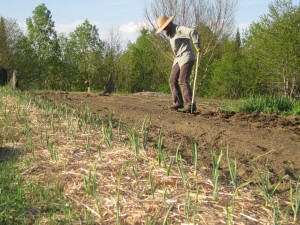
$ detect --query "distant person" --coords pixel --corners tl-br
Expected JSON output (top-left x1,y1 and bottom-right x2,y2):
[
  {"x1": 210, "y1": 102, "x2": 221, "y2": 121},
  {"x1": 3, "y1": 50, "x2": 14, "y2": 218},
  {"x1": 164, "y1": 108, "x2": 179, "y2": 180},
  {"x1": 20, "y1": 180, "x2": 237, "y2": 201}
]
[
  {"x1": 102, "y1": 74, "x2": 115, "y2": 96},
  {"x1": 156, "y1": 15, "x2": 200, "y2": 113}
]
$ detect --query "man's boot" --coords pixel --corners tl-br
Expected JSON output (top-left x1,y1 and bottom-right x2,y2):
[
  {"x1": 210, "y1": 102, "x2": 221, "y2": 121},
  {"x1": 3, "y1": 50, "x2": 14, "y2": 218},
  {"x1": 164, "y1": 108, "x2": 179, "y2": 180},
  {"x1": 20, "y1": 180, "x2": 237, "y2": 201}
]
[
  {"x1": 178, "y1": 104, "x2": 196, "y2": 113},
  {"x1": 169, "y1": 103, "x2": 183, "y2": 110}
]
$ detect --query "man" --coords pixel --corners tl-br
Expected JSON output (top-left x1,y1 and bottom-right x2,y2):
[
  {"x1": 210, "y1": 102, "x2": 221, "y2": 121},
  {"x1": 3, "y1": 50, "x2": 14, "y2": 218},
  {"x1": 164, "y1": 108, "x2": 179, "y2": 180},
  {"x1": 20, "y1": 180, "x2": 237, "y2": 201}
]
[{"x1": 156, "y1": 15, "x2": 200, "y2": 113}]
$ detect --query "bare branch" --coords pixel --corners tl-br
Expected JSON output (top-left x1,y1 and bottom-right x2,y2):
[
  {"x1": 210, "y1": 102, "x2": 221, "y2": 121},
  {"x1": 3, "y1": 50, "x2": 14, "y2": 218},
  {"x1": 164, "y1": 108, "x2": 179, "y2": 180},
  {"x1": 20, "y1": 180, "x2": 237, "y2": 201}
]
[{"x1": 144, "y1": 0, "x2": 237, "y2": 54}]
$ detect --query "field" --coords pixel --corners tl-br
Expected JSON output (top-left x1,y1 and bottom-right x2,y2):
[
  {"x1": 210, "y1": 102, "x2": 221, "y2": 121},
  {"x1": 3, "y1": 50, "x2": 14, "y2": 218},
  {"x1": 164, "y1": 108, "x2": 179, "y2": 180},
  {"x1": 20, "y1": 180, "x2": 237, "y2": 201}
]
[{"x1": 1, "y1": 88, "x2": 300, "y2": 224}]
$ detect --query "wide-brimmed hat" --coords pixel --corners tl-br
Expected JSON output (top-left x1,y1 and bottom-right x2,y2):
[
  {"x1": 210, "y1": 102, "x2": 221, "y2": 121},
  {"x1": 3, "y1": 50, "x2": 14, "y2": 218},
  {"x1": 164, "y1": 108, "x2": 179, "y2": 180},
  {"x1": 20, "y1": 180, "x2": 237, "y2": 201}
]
[{"x1": 156, "y1": 15, "x2": 174, "y2": 33}]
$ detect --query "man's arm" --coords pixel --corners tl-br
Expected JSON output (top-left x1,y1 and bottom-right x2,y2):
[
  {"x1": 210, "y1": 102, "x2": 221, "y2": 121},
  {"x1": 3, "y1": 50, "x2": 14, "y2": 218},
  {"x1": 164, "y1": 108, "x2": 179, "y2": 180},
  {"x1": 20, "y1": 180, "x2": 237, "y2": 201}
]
[{"x1": 178, "y1": 26, "x2": 201, "y2": 52}]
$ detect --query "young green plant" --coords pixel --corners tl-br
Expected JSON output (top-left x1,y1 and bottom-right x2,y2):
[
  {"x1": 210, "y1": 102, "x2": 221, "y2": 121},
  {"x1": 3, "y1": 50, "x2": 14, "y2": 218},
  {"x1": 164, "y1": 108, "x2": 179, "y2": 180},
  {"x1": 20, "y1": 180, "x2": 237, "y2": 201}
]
[
  {"x1": 290, "y1": 177, "x2": 300, "y2": 222},
  {"x1": 157, "y1": 128, "x2": 165, "y2": 167},
  {"x1": 254, "y1": 162, "x2": 287, "y2": 207},
  {"x1": 211, "y1": 148, "x2": 223, "y2": 200},
  {"x1": 226, "y1": 146, "x2": 238, "y2": 189},
  {"x1": 116, "y1": 164, "x2": 127, "y2": 225},
  {"x1": 271, "y1": 199, "x2": 289, "y2": 225},
  {"x1": 127, "y1": 126, "x2": 139, "y2": 161},
  {"x1": 149, "y1": 166, "x2": 156, "y2": 197},
  {"x1": 101, "y1": 118, "x2": 113, "y2": 149},
  {"x1": 141, "y1": 116, "x2": 151, "y2": 150},
  {"x1": 162, "y1": 204, "x2": 174, "y2": 225},
  {"x1": 191, "y1": 138, "x2": 198, "y2": 175},
  {"x1": 86, "y1": 129, "x2": 91, "y2": 156},
  {"x1": 184, "y1": 189, "x2": 191, "y2": 222},
  {"x1": 165, "y1": 157, "x2": 173, "y2": 176},
  {"x1": 193, "y1": 185, "x2": 200, "y2": 225},
  {"x1": 178, "y1": 161, "x2": 189, "y2": 188}
]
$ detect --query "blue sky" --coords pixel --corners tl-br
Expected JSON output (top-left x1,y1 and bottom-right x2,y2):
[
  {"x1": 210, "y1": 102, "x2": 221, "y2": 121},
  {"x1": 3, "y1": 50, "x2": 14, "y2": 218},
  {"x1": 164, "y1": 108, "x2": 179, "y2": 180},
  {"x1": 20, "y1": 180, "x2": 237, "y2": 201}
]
[{"x1": 0, "y1": 0, "x2": 299, "y2": 42}]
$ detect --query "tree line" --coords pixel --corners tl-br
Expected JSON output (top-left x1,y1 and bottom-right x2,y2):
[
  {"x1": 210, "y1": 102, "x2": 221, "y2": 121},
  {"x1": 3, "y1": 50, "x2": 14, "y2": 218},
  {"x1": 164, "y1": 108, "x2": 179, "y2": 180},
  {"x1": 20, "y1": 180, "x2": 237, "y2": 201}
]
[{"x1": 0, "y1": 0, "x2": 299, "y2": 98}]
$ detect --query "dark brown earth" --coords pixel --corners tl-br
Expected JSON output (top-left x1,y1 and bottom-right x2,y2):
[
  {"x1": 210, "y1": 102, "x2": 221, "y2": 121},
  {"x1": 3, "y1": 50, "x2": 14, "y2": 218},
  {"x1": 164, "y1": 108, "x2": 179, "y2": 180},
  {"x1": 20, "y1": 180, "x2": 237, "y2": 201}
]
[{"x1": 36, "y1": 91, "x2": 300, "y2": 184}]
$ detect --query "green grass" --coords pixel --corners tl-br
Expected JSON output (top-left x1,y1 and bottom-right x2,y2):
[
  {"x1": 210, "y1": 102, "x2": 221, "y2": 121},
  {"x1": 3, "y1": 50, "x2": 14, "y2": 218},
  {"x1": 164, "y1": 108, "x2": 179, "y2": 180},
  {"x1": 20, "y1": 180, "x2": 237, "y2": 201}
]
[
  {"x1": 239, "y1": 95, "x2": 300, "y2": 115},
  {"x1": 0, "y1": 149, "x2": 71, "y2": 224},
  {"x1": 219, "y1": 95, "x2": 300, "y2": 116}
]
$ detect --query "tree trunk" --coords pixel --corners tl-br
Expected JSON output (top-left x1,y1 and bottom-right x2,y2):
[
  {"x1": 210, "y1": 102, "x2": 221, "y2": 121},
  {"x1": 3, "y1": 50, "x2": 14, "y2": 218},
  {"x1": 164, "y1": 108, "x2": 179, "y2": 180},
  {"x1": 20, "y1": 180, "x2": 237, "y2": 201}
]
[{"x1": 11, "y1": 70, "x2": 18, "y2": 89}]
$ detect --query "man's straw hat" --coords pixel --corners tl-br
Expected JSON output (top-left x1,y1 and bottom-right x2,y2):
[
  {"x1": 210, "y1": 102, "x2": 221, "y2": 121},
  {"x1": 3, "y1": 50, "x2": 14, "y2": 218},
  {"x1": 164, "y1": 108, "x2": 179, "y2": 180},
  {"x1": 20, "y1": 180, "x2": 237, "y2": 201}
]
[{"x1": 156, "y1": 15, "x2": 175, "y2": 33}]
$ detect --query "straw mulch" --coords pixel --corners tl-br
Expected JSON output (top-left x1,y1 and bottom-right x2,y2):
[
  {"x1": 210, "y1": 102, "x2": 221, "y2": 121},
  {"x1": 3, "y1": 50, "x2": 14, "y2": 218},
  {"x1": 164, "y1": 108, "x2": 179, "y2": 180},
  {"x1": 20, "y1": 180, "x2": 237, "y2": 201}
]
[{"x1": 2, "y1": 95, "x2": 292, "y2": 224}]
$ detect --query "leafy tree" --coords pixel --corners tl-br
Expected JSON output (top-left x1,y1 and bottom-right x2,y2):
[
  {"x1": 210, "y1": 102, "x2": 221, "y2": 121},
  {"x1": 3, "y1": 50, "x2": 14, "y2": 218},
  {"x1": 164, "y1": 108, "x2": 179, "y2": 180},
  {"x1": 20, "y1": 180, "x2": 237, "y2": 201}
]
[
  {"x1": 210, "y1": 31, "x2": 250, "y2": 98},
  {"x1": 14, "y1": 35, "x2": 40, "y2": 89},
  {"x1": 0, "y1": 17, "x2": 10, "y2": 69},
  {"x1": 64, "y1": 20, "x2": 105, "y2": 91},
  {"x1": 118, "y1": 29, "x2": 170, "y2": 93},
  {"x1": 57, "y1": 33, "x2": 75, "y2": 90},
  {"x1": 245, "y1": 0, "x2": 300, "y2": 97},
  {"x1": 235, "y1": 28, "x2": 241, "y2": 48},
  {"x1": 0, "y1": 17, "x2": 29, "y2": 87},
  {"x1": 102, "y1": 27, "x2": 123, "y2": 89},
  {"x1": 194, "y1": 22, "x2": 220, "y2": 97},
  {"x1": 26, "y1": 3, "x2": 61, "y2": 89}
]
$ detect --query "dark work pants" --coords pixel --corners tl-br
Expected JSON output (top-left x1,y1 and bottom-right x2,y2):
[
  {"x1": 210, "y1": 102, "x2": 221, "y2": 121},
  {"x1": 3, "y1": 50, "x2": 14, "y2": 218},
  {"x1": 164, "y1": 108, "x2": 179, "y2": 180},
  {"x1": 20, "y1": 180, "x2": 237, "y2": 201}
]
[{"x1": 169, "y1": 61, "x2": 194, "y2": 107}]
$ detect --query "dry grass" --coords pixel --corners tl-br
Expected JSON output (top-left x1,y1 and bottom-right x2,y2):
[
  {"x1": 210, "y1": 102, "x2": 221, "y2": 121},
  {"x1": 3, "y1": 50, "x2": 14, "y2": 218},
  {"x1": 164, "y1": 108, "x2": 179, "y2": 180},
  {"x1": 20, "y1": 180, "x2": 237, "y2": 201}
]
[{"x1": 0, "y1": 91, "x2": 294, "y2": 224}]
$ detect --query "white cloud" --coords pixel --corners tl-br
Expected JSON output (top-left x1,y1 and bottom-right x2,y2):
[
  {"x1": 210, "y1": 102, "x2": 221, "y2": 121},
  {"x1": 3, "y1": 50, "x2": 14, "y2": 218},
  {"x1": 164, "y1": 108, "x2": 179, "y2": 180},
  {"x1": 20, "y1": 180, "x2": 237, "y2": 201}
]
[
  {"x1": 120, "y1": 21, "x2": 139, "y2": 34},
  {"x1": 55, "y1": 20, "x2": 84, "y2": 35},
  {"x1": 19, "y1": 19, "x2": 145, "y2": 44},
  {"x1": 119, "y1": 21, "x2": 140, "y2": 42},
  {"x1": 54, "y1": 20, "x2": 140, "y2": 43},
  {"x1": 18, "y1": 20, "x2": 84, "y2": 36}
]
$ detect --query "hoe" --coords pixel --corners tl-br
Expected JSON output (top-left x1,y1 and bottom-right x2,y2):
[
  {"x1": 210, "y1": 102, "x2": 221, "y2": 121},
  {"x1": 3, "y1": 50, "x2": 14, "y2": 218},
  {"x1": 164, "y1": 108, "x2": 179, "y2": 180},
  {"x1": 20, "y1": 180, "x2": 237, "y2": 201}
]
[{"x1": 191, "y1": 51, "x2": 200, "y2": 113}]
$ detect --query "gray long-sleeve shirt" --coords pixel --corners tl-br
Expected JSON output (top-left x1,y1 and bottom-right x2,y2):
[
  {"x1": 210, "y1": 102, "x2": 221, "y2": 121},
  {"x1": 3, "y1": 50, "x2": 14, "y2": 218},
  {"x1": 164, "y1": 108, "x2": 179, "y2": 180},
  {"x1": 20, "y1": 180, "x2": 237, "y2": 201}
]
[{"x1": 168, "y1": 23, "x2": 200, "y2": 67}]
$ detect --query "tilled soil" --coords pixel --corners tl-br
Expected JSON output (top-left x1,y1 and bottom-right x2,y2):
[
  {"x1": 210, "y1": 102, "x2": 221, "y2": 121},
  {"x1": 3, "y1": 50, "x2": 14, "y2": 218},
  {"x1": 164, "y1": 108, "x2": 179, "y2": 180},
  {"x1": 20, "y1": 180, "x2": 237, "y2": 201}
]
[{"x1": 36, "y1": 91, "x2": 300, "y2": 183}]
